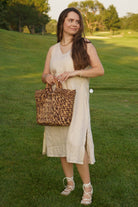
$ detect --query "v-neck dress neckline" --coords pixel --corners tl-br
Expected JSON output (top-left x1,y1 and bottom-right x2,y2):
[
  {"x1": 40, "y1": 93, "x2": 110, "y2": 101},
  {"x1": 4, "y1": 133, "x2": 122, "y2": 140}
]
[{"x1": 58, "y1": 42, "x2": 71, "y2": 55}]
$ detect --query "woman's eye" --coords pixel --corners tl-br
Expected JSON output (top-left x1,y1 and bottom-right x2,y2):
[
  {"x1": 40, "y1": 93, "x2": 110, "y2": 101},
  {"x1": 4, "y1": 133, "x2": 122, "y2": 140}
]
[
  {"x1": 68, "y1": 19, "x2": 80, "y2": 24},
  {"x1": 69, "y1": 19, "x2": 73, "y2": 22}
]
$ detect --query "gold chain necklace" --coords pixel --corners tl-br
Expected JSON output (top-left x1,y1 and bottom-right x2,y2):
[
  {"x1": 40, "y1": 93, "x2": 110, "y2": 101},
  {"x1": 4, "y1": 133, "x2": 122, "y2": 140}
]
[{"x1": 60, "y1": 40, "x2": 72, "y2": 47}]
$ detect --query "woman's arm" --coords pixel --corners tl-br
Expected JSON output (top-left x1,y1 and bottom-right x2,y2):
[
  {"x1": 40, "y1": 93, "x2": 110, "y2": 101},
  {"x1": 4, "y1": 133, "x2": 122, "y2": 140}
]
[
  {"x1": 57, "y1": 43, "x2": 104, "y2": 82},
  {"x1": 41, "y1": 45, "x2": 56, "y2": 85},
  {"x1": 79, "y1": 43, "x2": 104, "y2": 77}
]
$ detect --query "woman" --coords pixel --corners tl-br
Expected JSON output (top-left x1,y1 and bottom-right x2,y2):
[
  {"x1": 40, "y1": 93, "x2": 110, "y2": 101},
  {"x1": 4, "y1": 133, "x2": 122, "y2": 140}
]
[{"x1": 41, "y1": 7, "x2": 104, "y2": 205}]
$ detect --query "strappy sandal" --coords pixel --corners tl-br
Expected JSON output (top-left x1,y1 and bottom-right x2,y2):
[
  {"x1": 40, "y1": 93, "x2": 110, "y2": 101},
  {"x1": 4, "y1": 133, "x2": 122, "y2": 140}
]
[
  {"x1": 81, "y1": 182, "x2": 93, "y2": 205},
  {"x1": 61, "y1": 176, "x2": 75, "y2": 196}
]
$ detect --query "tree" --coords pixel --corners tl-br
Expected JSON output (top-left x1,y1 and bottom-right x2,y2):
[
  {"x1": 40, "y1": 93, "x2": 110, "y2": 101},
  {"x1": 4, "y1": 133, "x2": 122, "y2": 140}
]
[
  {"x1": 7, "y1": 2, "x2": 38, "y2": 32},
  {"x1": 68, "y1": 0, "x2": 106, "y2": 33},
  {"x1": 0, "y1": 0, "x2": 9, "y2": 29},
  {"x1": 103, "y1": 5, "x2": 120, "y2": 32},
  {"x1": 120, "y1": 13, "x2": 138, "y2": 31},
  {"x1": 3, "y1": 0, "x2": 50, "y2": 34},
  {"x1": 30, "y1": 0, "x2": 50, "y2": 34},
  {"x1": 46, "y1": 19, "x2": 57, "y2": 34}
]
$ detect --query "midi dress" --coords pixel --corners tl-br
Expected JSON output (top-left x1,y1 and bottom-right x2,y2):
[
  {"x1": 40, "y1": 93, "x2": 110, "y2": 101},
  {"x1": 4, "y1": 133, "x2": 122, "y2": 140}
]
[{"x1": 42, "y1": 42, "x2": 95, "y2": 165}]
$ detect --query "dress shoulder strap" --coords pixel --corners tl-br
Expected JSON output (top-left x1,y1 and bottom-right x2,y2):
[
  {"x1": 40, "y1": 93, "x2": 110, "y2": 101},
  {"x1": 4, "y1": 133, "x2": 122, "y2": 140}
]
[{"x1": 51, "y1": 43, "x2": 60, "y2": 56}]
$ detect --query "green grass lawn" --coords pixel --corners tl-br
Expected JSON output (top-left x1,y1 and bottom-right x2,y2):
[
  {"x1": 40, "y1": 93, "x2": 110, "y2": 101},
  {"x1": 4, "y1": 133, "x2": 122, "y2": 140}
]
[{"x1": 0, "y1": 29, "x2": 138, "y2": 207}]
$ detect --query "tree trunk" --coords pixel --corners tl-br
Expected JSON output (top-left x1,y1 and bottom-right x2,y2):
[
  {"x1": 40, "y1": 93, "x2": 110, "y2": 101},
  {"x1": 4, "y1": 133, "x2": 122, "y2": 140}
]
[
  {"x1": 31, "y1": 25, "x2": 35, "y2": 34},
  {"x1": 28, "y1": 25, "x2": 35, "y2": 34},
  {"x1": 42, "y1": 24, "x2": 46, "y2": 35},
  {"x1": 18, "y1": 17, "x2": 22, "y2": 32}
]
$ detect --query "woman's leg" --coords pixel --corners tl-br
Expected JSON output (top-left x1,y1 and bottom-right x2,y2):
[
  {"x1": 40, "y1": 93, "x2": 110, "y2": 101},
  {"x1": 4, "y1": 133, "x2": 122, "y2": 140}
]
[
  {"x1": 76, "y1": 151, "x2": 93, "y2": 204},
  {"x1": 60, "y1": 157, "x2": 73, "y2": 178},
  {"x1": 60, "y1": 157, "x2": 74, "y2": 195},
  {"x1": 76, "y1": 151, "x2": 90, "y2": 184}
]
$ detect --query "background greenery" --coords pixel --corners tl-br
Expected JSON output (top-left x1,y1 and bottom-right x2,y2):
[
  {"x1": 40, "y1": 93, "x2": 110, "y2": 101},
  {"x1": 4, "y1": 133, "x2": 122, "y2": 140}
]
[
  {"x1": 0, "y1": 29, "x2": 137, "y2": 207},
  {"x1": 0, "y1": 0, "x2": 138, "y2": 34}
]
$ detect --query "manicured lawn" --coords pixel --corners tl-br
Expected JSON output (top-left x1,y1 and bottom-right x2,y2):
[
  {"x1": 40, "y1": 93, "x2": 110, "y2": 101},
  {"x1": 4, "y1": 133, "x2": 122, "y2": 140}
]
[{"x1": 0, "y1": 29, "x2": 137, "y2": 207}]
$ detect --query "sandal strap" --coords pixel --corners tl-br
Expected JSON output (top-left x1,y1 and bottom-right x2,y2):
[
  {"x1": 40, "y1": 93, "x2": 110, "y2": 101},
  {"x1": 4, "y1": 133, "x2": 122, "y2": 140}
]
[
  {"x1": 81, "y1": 182, "x2": 93, "y2": 205},
  {"x1": 82, "y1": 198, "x2": 92, "y2": 202},
  {"x1": 61, "y1": 177, "x2": 75, "y2": 195},
  {"x1": 63, "y1": 176, "x2": 75, "y2": 190},
  {"x1": 83, "y1": 182, "x2": 92, "y2": 189},
  {"x1": 82, "y1": 182, "x2": 93, "y2": 199}
]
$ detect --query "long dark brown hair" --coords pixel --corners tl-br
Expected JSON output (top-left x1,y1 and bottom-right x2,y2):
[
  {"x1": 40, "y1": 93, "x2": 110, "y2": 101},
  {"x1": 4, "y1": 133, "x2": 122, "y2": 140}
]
[{"x1": 57, "y1": 7, "x2": 91, "y2": 70}]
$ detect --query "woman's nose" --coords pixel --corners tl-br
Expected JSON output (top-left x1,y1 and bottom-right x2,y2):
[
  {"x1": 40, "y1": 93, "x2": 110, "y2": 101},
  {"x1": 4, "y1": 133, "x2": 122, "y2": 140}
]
[{"x1": 72, "y1": 21, "x2": 78, "y2": 26}]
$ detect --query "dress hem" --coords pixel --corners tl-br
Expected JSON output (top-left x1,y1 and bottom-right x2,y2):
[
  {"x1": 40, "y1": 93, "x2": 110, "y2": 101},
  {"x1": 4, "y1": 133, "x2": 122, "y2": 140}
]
[{"x1": 42, "y1": 152, "x2": 96, "y2": 165}]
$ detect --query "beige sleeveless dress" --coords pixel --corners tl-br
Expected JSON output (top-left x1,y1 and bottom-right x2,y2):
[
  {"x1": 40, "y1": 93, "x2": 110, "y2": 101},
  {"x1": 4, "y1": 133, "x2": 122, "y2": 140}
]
[{"x1": 42, "y1": 43, "x2": 95, "y2": 165}]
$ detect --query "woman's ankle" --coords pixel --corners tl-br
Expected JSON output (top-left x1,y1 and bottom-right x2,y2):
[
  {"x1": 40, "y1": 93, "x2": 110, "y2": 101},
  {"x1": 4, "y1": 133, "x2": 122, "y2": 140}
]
[{"x1": 83, "y1": 182, "x2": 93, "y2": 193}]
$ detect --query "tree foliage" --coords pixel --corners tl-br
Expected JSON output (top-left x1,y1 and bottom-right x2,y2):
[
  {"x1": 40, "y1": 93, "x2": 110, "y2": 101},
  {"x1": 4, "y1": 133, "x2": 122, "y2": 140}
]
[
  {"x1": 103, "y1": 5, "x2": 120, "y2": 32},
  {"x1": 46, "y1": 19, "x2": 57, "y2": 34},
  {"x1": 0, "y1": 0, "x2": 50, "y2": 34},
  {"x1": 1, "y1": 0, "x2": 137, "y2": 34},
  {"x1": 68, "y1": 0, "x2": 121, "y2": 33},
  {"x1": 120, "y1": 13, "x2": 138, "y2": 31},
  {"x1": 0, "y1": 0, "x2": 9, "y2": 29},
  {"x1": 68, "y1": 0, "x2": 106, "y2": 32}
]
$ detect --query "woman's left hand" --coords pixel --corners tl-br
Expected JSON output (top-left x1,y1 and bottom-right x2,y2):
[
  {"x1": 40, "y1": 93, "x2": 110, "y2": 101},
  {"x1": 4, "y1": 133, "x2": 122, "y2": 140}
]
[{"x1": 57, "y1": 71, "x2": 80, "y2": 82}]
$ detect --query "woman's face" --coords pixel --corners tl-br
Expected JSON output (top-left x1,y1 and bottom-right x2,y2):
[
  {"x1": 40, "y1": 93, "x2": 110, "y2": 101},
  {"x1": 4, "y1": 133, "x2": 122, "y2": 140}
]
[{"x1": 63, "y1": 11, "x2": 80, "y2": 36}]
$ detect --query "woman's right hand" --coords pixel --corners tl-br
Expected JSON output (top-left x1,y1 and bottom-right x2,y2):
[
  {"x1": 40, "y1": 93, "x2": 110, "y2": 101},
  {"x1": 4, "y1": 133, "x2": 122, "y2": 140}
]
[{"x1": 43, "y1": 74, "x2": 56, "y2": 85}]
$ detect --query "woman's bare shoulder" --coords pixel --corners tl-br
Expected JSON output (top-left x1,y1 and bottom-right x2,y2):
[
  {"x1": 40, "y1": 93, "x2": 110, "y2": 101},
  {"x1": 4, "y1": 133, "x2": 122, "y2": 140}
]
[
  {"x1": 84, "y1": 38, "x2": 91, "y2": 43},
  {"x1": 87, "y1": 42, "x2": 95, "y2": 49},
  {"x1": 49, "y1": 43, "x2": 57, "y2": 52},
  {"x1": 83, "y1": 38, "x2": 95, "y2": 49},
  {"x1": 86, "y1": 41, "x2": 98, "y2": 57},
  {"x1": 47, "y1": 43, "x2": 58, "y2": 56}
]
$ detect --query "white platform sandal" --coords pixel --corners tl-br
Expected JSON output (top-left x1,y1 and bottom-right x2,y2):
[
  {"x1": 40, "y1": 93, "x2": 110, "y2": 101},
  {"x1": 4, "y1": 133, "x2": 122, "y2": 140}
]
[
  {"x1": 61, "y1": 176, "x2": 75, "y2": 196},
  {"x1": 81, "y1": 182, "x2": 93, "y2": 205}
]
